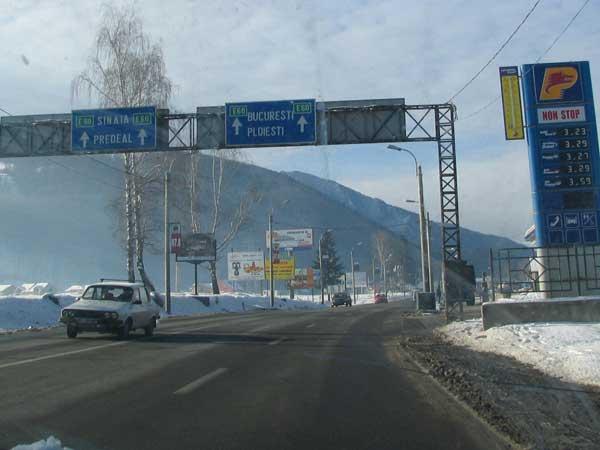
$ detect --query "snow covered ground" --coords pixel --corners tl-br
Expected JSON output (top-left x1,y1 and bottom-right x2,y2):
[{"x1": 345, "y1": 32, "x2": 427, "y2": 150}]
[
  {"x1": 10, "y1": 436, "x2": 72, "y2": 450},
  {"x1": 0, "y1": 294, "x2": 77, "y2": 333},
  {"x1": 440, "y1": 319, "x2": 600, "y2": 387},
  {"x1": 0, "y1": 292, "x2": 325, "y2": 333},
  {"x1": 495, "y1": 292, "x2": 600, "y2": 303},
  {"x1": 168, "y1": 293, "x2": 325, "y2": 317}
]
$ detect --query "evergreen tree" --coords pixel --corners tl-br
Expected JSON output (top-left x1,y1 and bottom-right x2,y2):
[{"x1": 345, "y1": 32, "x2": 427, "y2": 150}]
[{"x1": 312, "y1": 231, "x2": 344, "y2": 287}]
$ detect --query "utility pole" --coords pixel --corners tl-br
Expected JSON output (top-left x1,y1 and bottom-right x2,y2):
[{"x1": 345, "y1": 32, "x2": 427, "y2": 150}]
[
  {"x1": 269, "y1": 213, "x2": 274, "y2": 308},
  {"x1": 372, "y1": 256, "x2": 376, "y2": 291},
  {"x1": 175, "y1": 260, "x2": 179, "y2": 293},
  {"x1": 164, "y1": 172, "x2": 171, "y2": 314},
  {"x1": 319, "y1": 235, "x2": 325, "y2": 305},
  {"x1": 426, "y1": 211, "x2": 433, "y2": 292},
  {"x1": 417, "y1": 165, "x2": 430, "y2": 292},
  {"x1": 351, "y1": 249, "x2": 356, "y2": 304}
]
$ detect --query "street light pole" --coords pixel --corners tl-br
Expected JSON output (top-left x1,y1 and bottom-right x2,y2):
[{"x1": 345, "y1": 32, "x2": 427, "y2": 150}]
[
  {"x1": 164, "y1": 172, "x2": 171, "y2": 315},
  {"x1": 417, "y1": 164, "x2": 431, "y2": 292},
  {"x1": 387, "y1": 144, "x2": 430, "y2": 293}
]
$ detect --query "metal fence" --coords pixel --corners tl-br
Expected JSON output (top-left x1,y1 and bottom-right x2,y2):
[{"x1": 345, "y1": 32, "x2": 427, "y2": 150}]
[{"x1": 491, "y1": 245, "x2": 600, "y2": 298}]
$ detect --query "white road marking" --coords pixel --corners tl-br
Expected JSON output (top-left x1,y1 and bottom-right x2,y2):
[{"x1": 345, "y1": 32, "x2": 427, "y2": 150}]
[
  {"x1": 268, "y1": 338, "x2": 285, "y2": 346},
  {"x1": 0, "y1": 341, "x2": 127, "y2": 370},
  {"x1": 248, "y1": 325, "x2": 271, "y2": 334},
  {"x1": 306, "y1": 323, "x2": 315, "y2": 329},
  {"x1": 174, "y1": 368, "x2": 229, "y2": 395}
]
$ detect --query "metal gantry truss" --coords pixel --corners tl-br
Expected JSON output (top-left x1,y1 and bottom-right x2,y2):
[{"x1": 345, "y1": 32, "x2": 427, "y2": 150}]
[{"x1": 0, "y1": 100, "x2": 462, "y2": 278}]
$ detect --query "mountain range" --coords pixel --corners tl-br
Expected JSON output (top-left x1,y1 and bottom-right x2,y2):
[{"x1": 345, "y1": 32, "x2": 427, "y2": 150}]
[{"x1": 0, "y1": 154, "x2": 520, "y2": 291}]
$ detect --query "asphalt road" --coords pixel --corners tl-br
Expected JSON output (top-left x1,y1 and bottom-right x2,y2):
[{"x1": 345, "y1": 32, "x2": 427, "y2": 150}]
[{"x1": 0, "y1": 301, "x2": 512, "y2": 450}]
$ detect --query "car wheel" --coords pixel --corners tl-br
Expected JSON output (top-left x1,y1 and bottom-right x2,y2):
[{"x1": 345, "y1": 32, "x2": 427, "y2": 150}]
[
  {"x1": 118, "y1": 319, "x2": 132, "y2": 340},
  {"x1": 67, "y1": 325, "x2": 78, "y2": 339},
  {"x1": 144, "y1": 317, "x2": 156, "y2": 337}
]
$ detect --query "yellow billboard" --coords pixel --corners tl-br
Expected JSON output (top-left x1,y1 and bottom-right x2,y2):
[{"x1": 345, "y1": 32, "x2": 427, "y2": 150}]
[
  {"x1": 499, "y1": 66, "x2": 524, "y2": 140},
  {"x1": 264, "y1": 257, "x2": 295, "y2": 280}
]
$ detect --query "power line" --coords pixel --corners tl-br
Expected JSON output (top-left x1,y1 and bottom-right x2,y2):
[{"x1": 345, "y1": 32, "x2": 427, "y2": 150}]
[
  {"x1": 535, "y1": 0, "x2": 590, "y2": 62},
  {"x1": 447, "y1": 0, "x2": 542, "y2": 103},
  {"x1": 462, "y1": 0, "x2": 591, "y2": 120},
  {"x1": 45, "y1": 156, "x2": 124, "y2": 192}
]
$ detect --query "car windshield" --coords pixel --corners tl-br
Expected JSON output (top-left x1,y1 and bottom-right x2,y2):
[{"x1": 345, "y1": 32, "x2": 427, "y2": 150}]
[{"x1": 81, "y1": 285, "x2": 134, "y2": 302}]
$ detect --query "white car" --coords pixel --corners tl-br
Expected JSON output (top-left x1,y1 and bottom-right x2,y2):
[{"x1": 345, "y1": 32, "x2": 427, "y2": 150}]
[{"x1": 60, "y1": 281, "x2": 161, "y2": 339}]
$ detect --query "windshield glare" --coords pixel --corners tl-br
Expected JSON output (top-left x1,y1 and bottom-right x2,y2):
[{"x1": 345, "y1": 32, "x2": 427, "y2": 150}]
[{"x1": 81, "y1": 286, "x2": 134, "y2": 302}]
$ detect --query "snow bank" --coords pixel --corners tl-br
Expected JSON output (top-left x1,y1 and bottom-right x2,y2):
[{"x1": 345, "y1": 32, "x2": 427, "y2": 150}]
[
  {"x1": 0, "y1": 295, "x2": 77, "y2": 333},
  {"x1": 169, "y1": 293, "x2": 325, "y2": 317},
  {"x1": 496, "y1": 292, "x2": 600, "y2": 303},
  {"x1": 440, "y1": 319, "x2": 600, "y2": 387},
  {"x1": 11, "y1": 436, "x2": 72, "y2": 450},
  {"x1": 0, "y1": 291, "x2": 324, "y2": 333}
]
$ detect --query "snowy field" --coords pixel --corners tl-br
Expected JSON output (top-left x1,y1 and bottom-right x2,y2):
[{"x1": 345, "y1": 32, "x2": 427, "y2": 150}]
[
  {"x1": 0, "y1": 294, "x2": 78, "y2": 333},
  {"x1": 167, "y1": 293, "x2": 325, "y2": 317},
  {"x1": 10, "y1": 436, "x2": 71, "y2": 450},
  {"x1": 0, "y1": 292, "x2": 325, "y2": 334},
  {"x1": 440, "y1": 319, "x2": 600, "y2": 387}
]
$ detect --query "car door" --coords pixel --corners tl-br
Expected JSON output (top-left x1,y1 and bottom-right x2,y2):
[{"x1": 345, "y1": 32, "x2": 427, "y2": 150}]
[
  {"x1": 130, "y1": 288, "x2": 145, "y2": 328},
  {"x1": 138, "y1": 287, "x2": 153, "y2": 325}
]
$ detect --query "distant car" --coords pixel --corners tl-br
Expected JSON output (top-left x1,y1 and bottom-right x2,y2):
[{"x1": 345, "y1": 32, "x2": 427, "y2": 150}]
[
  {"x1": 374, "y1": 293, "x2": 388, "y2": 304},
  {"x1": 59, "y1": 281, "x2": 160, "y2": 339},
  {"x1": 332, "y1": 292, "x2": 352, "y2": 307}
]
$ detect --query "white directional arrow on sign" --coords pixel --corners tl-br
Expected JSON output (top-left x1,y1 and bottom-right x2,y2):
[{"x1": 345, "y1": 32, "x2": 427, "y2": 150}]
[
  {"x1": 80, "y1": 131, "x2": 90, "y2": 149},
  {"x1": 138, "y1": 129, "x2": 147, "y2": 145},
  {"x1": 297, "y1": 115, "x2": 308, "y2": 133},
  {"x1": 232, "y1": 118, "x2": 242, "y2": 136}
]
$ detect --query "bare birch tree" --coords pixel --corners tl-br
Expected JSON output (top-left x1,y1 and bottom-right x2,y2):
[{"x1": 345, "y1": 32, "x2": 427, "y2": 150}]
[
  {"x1": 72, "y1": 3, "x2": 172, "y2": 288},
  {"x1": 187, "y1": 149, "x2": 260, "y2": 294}
]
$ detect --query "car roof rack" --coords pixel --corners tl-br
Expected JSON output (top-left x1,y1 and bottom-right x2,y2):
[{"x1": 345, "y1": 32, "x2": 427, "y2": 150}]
[{"x1": 99, "y1": 278, "x2": 143, "y2": 283}]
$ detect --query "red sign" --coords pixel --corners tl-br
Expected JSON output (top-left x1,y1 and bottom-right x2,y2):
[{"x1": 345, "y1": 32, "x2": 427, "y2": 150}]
[
  {"x1": 537, "y1": 106, "x2": 586, "y2": 124},
  {"x1": 169, "y1": 223, "x2": 182, "y2": 254}
]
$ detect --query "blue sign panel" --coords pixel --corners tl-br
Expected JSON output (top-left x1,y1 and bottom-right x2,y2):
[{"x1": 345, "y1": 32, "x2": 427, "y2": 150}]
[
  {"x1": 71, "y1": 106, "x2": 156, "y2": 152},
  {"x1": 225, "y1": 99, "x2": 316, "y2": 147},
  {"x1": 522, "y1": 61, "x2": 600, "y2": 246}
]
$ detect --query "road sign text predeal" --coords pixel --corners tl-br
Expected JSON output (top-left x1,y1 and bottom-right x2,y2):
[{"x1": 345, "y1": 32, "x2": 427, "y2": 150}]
[{"x1": 71, "y1": 106, "x2": 156, "y2": 152}]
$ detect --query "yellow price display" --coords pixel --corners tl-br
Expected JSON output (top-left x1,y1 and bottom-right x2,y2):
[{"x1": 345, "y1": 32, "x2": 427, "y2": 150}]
[{"x1": 499, "y1": 67, "x2": 525, "y2": 140}]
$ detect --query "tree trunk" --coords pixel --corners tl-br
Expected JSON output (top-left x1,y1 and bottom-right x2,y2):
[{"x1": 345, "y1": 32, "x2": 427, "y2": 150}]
[
  {"x1": 209, "y1": 260, "x2": 220, "y2": 294},
  {"x1": 134, "y1": 189, "x2": 156, "y2": 293},
  {"x1": 124, "y1": 154, "x2": 135, "y2": 282}
]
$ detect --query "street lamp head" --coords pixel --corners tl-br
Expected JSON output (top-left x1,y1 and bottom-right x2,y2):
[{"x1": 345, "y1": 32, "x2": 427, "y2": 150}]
[{"x1": 387, "y1": 144, "x2": 404, "y2": 151}]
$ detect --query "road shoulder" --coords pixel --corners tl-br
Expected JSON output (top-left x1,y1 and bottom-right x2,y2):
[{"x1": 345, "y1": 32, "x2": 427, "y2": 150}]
[{"x1": 399, "y1": 327, "x2": 600, "y2": 450}]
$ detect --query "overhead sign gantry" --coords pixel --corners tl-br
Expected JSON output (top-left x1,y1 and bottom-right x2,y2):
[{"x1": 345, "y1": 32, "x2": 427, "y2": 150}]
[{"x1": 0, "y1": 97, "x2": 468, "y2": 310}]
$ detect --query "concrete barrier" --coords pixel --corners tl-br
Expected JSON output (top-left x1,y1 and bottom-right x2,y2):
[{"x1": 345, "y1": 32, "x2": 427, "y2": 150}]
[{"x1": 482, "y1": 297, "x2": 600, "y2": 330}]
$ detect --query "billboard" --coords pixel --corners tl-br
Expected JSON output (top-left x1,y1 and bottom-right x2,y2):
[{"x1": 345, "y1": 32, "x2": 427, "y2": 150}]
[
  {"x1": 177, "y1": 233, "x2": 217, "y2": 262},
  {"x1": 227, "y1": 251, "x2": 265, "y2": 281},
  {"x1": 290, "y1": 268, "x2": 315, "y2": 289},
  {"x1": 266, "y1": 229, "x2": 313, "y2": 249},
  {"x1": 264, "y1": 257, "x2": 295, "y2": 280},
  {"x1": 499, "y1": 66, "x2": 524, "y2": 140},
  {"x1": 346, "y1": 272, "x2": 367, "y2": 289},
  {"x1": 522, "y1": 61, "x2": 599, "y2": 246}
]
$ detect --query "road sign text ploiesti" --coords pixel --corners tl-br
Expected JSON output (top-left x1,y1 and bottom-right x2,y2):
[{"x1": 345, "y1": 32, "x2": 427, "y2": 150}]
[{"x1": 225, "y1": 99, "x2": 316, "y2": 147}]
